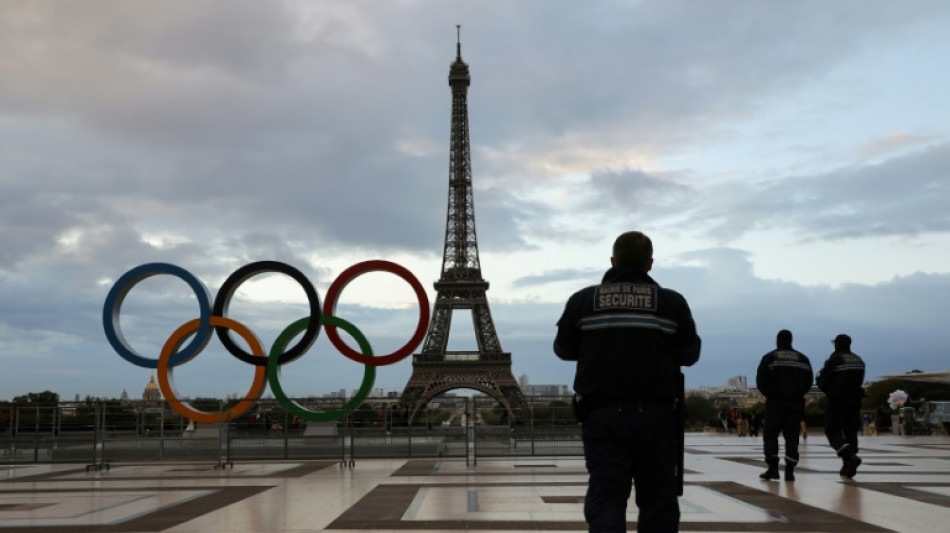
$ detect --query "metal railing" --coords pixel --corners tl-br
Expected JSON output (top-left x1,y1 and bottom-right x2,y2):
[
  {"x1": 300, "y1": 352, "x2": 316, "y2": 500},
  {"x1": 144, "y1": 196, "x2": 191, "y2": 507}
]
[{"x1": 0, "y1": 396, "x2": 581, "y2": 468}]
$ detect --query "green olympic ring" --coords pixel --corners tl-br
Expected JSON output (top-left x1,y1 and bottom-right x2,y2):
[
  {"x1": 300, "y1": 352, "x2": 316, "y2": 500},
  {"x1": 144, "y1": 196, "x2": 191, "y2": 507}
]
[{"x1": 268, "y1": 315, "x2": 375, "y2": 422}]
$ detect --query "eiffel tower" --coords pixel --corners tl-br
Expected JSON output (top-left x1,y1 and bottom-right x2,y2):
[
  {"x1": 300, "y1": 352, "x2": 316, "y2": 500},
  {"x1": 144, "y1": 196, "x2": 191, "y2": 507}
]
[{"x1": 400, "y1": 28, "x2": 525, "y2": 422}]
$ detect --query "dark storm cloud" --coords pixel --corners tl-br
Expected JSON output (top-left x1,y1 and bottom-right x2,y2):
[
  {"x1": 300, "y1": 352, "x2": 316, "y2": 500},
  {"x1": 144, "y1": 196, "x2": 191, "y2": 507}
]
[
  {"x1": 0, "y1": 0, "x2": 451, "y2": 253},
  {"x1": 0, "y1": 192, "x2": 71, "y2": 266},
  {"x1": 3, "y1": 1, "x2": 947, "y2": 260},
  {"x1": 3, "y1": 1, "x2": 950, "y2": 399},
  {"x1": 669, "y1": 249, "x2": 950, "y2": 380},
  {"x1": 693, "y1": 143, "x2": 950, "y2": 242},
  {"x1": 587, "y1": 168, "x2": 692, "y2": 211},
  {"x1": 799, "y1": 144, "x2": 950, "y2": 239},
  {"x1": 0, "y1": 1, "x2": 300, "y2": 122},
  {"x1": 472, "y1": 187, "x2": 561, "y2": 252},
  {"x1": 471, "y1": 1, "x2": 947, "y2": 156}
]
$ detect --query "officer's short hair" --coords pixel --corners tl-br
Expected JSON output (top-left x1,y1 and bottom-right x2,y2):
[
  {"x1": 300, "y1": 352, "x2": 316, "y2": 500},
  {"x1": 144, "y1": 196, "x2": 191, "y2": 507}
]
[
  {"x1": 612, "y1": 231, "x2": 653, "y2": 271},
  {"x1": 833, "y1": 333, "x2": 852, "y2": 350},
  {"x1": 777, "y1": 329, "x2": 793, "y2": 346}
]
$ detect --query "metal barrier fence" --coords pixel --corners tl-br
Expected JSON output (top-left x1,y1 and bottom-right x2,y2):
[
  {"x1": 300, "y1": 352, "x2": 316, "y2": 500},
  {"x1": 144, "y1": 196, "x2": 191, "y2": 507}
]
[{"x1": 0, "y1": 396, "x2": 581, "y2": 468}]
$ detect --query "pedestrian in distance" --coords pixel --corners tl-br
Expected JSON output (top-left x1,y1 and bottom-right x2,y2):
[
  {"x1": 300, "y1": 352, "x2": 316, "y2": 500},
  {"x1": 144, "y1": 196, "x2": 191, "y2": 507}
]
[
  {"x1": 737, "y1": 412, "x2": 750, "y2": 437},
  {"x1": 817, "y1": 333, "x2": 866, "y2": 478},
  {"x1": 755, "y1": 329, "x2": 813, "y2": 482},
  {"x1": 729, "y1": 407, "x2": 740, "y2": 434},
  {"x1": 555, "y1": 230, "x2": 701, "y2": 533}
]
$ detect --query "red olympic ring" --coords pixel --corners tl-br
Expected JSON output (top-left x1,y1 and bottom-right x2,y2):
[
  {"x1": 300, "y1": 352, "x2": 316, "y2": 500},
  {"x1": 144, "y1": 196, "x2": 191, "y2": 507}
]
[
  {"x1": 157, "y1": 316, "x2": 267, "y2": 424},
  {"x1": 322, "y1": 260, "x2": 430, "y2": 366}
]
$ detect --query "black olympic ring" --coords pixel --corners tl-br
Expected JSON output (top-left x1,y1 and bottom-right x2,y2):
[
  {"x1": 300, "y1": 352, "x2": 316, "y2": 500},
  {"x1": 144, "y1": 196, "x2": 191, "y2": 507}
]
[{"x1": 212, "y1": 261, "x2": 322, "y2": 366}]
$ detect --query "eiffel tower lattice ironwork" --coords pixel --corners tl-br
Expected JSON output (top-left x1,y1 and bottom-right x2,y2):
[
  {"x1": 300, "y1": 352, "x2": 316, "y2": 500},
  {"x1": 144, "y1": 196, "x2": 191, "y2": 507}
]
[{"x1": 400, "y1": 29, "x2": 526, "y2": 422}]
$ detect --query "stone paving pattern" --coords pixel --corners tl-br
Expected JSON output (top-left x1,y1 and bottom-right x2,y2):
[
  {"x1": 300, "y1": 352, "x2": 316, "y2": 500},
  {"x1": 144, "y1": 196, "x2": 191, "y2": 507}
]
[{"x1": 1, "y1": 434, "x2": 948, "y2": 532}]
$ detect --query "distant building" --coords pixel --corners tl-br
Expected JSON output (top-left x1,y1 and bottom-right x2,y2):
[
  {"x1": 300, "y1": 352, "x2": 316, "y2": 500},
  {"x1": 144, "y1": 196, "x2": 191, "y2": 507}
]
[
  {"x1": 725, "y1": 376, "x2": 748, "y2": 390},
  {"x1": 523, "y1": 384, "x2": 572, "y2": 397},
  {"x1": 691, "y1": 375, "x2": 827, "y2": 407},
  {"x1": 688, "y1": 376, "x2": 764, "y2": 407},
  {"x1": 142, "y1": 375, "x2": 162, "y2": 406}
]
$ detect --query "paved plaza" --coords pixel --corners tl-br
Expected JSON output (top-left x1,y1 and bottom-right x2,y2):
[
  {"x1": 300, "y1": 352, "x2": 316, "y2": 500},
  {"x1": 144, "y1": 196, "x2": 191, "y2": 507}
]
[{"x1": 2, "y1": 433, "x2": 948, "y2": 532}]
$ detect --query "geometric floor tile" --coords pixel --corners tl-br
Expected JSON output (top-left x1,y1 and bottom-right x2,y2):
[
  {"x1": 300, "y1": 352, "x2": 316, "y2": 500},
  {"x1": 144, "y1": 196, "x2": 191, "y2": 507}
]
[
  {"x1": 0, "y1": 486, "x2": 269, "y2": 532},
  {"x1": 2, "y1": 435, "x2": 948, "y2": 532},
  {"x1": 327, "y1": 480, "x2": 892, "y2": 531}
]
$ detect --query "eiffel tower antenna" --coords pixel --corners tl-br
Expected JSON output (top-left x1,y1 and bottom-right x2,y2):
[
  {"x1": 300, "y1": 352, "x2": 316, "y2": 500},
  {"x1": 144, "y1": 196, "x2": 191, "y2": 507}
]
[{"x1": 400, "y1": 29, "x2": 526, "y2": 422}]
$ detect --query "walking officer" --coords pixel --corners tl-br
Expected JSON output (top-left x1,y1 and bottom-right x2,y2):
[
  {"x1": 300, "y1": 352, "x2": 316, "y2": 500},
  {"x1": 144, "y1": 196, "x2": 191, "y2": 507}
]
[
  {"x1": 817, "y1": 333, "x2": 866, "y2": 478},
  {"x1": 555, "y1": 230, "x2": 701, "y2": 532},
  {"x1": 755, "y1": 329, "x2": 813, "y2": 481}
]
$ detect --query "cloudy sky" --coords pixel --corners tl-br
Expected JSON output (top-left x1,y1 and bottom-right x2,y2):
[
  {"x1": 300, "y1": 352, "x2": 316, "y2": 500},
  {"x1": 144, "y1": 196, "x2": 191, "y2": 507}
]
[{"x1": 2, "y1": 1, "x2": 949, "y2": 402}]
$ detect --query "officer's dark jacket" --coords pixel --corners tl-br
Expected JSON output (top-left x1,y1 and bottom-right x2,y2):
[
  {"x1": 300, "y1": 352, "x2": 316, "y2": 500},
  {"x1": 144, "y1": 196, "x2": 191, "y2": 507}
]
[
  {"x1": 553, "y1": 267, "x2": 701, "y2": 400},
  {"x1": 817, "y1": 350, "x2": 866, "y2": 404},
  {"x1": 755, "y1": 345, "x2": 813, "y2": 402}
]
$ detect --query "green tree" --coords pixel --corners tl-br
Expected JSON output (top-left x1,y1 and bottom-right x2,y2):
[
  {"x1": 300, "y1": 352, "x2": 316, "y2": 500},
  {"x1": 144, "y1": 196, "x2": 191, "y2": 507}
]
[
  {"x1": 683, "y1": 394, "x2": 717, "y2": 430},
  {"x1": 12, "y1": 390, "x2": 60, "y2": 405}
]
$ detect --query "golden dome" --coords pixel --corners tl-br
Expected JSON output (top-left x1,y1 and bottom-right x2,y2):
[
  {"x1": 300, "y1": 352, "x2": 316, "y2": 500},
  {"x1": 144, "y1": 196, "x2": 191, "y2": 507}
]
[{"x1": 143, "y1": 374, "x2": 162, "y2": 404}]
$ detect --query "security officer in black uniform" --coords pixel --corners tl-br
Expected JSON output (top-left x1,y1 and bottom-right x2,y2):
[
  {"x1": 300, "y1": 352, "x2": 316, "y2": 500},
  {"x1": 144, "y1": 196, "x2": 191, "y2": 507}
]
[
  {"x1": 554, "y1": 231, "x2": 701, "y2": 533},
  {"x1": 755, "y1": 329, "x2": 813, "y2": 481},
  {"x1": 817, "y1": 333, "x2": 866, "y2": 478}
]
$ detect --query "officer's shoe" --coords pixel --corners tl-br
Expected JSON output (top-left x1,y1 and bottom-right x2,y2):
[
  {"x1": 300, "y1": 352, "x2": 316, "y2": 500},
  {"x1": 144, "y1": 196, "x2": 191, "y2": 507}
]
[
  {"x1": 759, "y1": 465, "x2": 780, "y2": 480},
  {"x1": 841, "y1": 455, "x2": 862, "y2": 478},
  {"x1": 784, "y1": 465, "x2": 795, "y2": 482}
]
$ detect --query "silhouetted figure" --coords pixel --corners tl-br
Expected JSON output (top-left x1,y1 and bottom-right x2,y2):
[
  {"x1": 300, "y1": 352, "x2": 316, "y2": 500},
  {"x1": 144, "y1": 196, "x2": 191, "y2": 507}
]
[
  {"x1": 737, "y1": 412, "x2": 750, "y2": 437},
  {"x1": 729, "y1": 407, "x2": 740, "y2": 434},
  {"x1": 555, "y1": 230, "x2": 701, "y2": 532},
  {"x1": 756, "y1": 329, "x2": 813, "y2": 482},
  {"x1": 817, "y1": 334, "x2": 866, "y2": 478}
]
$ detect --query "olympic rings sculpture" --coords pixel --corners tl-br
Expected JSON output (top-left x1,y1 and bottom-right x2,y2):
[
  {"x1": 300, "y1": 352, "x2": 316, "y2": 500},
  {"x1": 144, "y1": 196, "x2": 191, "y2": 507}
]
[{"x1": 103, "y1": 260, "x2": 430, "y2": 424}]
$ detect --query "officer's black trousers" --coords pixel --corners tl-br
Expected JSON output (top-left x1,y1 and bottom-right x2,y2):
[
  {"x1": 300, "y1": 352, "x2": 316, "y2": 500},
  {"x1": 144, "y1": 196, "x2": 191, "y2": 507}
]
[
  {"x1": 824, "y1": 401, "x2": 861, "y2": 458},
  {"x1": 582, "y1": 404, "x2": 678, "y2": 533},
  {"x1": 762, "y1": 400, "x2": 803, "y2": 466}
]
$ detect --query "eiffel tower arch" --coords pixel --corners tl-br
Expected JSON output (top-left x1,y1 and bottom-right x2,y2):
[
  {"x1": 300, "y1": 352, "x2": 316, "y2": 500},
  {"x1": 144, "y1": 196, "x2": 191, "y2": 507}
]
[{"x1": 400, "y1": 28, "x2": 526, "y2": 422}]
